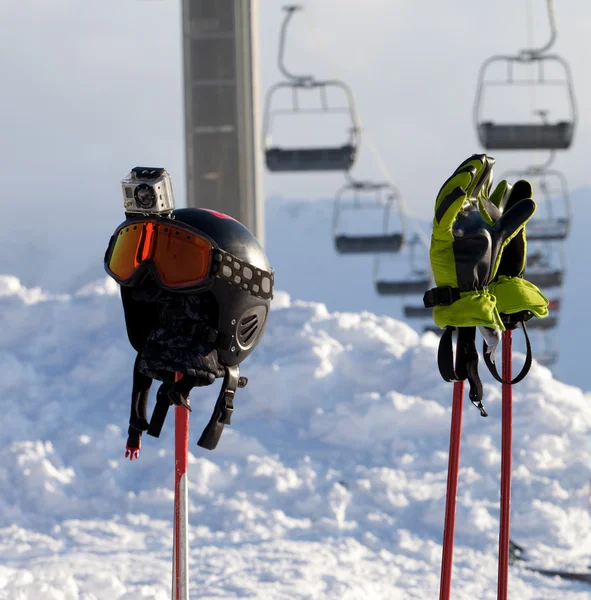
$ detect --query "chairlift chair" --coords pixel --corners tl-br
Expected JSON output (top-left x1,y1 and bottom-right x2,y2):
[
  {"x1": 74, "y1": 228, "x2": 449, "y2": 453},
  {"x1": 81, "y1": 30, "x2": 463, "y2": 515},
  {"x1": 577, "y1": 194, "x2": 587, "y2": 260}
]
[
  {"x1": 526, "y1": 239, "x2": 565, "y2": 289},
  {"x1": 333, "y1": 179, "x2": 406, "y2": 254},
  {"x1": 526, "y1": 217, "x2": 569, "y2": 242},
  {"x1": 526, "y1": 316, "x2": 558, "y2": 330},
  {"x1": 527, "y1": 292, "x2": 561, "y2": 330},
  {"x1": 374, "y1": 234, "x2": 432, "y2": 296},
  {"x1": 502, "y1": 158, "x2": 571, "y2": 242},
  {"x1": 474, "y1": 56, "x2": 577, "y2": 150},
  {"x1": 263, "y1": 6, "x2": 361, "y2": 173},
  {"x1": 531, "y1": 322, "x2": 559, "y2": 367},
  {"x1": 424, "y1": 325, "x2": 443, "y2": 336},
  {"x1": 376, "y1": 278, "x2": 432, "y2": 296},
  {"x1": 474, "y1": 0, "x2": 577, "y2": 152},
  {"x1": 535, "y1": 331, "x2": 559, "y2": 366},
  {"x1": 477, "y1": 118, "x2": 573, "y2": 151},
  {"x1": 404, "y1": 305, "x2": 433, "y2": 319},
  {"x1": 528, "y1": 168, "x2": 570, "y2": 240},
  {"x1": 527, "y1": 270, "x2": 564, "y2": 289},
  {"x1": 537, "y1": 351, "x2": 558, "y2": 366}
]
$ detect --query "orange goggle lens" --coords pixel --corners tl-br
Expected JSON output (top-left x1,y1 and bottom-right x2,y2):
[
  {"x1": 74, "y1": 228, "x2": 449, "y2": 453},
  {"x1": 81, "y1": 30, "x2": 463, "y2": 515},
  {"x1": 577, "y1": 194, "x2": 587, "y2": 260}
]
[
  {"x1": 108, "y1": 223, "x2": 145, "y2": 281},
  {"x1": 152, "y1": 224, "x2": 211, "y2": 286},
  {"x1": 108, "y1": 222, "x2": 213, "y2": 288}
]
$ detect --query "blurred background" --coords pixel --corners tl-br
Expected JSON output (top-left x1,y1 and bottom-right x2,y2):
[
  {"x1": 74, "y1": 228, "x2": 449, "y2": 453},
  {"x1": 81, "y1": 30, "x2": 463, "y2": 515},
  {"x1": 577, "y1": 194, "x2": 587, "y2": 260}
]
[{"x1": 0, "y1": 0, "x2": 587, "y2": 388}]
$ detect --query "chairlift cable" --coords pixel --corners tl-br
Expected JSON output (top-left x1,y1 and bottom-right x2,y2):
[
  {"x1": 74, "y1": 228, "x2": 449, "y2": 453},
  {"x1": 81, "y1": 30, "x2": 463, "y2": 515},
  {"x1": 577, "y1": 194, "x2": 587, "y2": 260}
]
[
  {"x1": 300, "y1": 11, "x2": 395, "y2": 189},
  {"x1": 277, "y1": 6, "x2": 313, "y2": 83},
  {"x1": 263, "y1": 6, "x2": 361, "y2": 173},
  {"x1": 527, "y1": 0, "x2": 536, "y2": 118},
  {"x1": 300, "y1": 8, "x2": 430, "y2": 249},
  {"x1": 520, "y1": 0, "x2": 557, "y2": 59},
  {"x1": 333, "y1": 179, "x2": 406, "y2": 255}
]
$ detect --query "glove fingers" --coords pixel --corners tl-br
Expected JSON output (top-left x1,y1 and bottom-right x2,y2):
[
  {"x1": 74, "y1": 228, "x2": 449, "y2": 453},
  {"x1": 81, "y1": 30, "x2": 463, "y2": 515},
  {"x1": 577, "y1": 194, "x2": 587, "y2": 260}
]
[
  {"x1": 494, "y1": 199, "x2": 536, "y2": 242},
  {"x1": 491, "y1": 199, "x2": 536, "y2": 278},
  {"x1": 466, "y1": 154, "x2": 495, "y2": 200},
  {"x1": 489, "y1": 180, "x2": 511, "y2": 210},
  {"x1": 497, "y1": 180, "x2": 533, "y2": 277},
  {"x1": 434, "y1": 184, "x2": 470, "y2": 236},
  {"x1": 503, "y1": 179, "x2": 533, "y2": 212},
  {"x1": 434, "y1": 154, "x2": 494, "y2": 236},
  {"x1": 479, "y1": 195, "x2": 503, "y2": 226}
]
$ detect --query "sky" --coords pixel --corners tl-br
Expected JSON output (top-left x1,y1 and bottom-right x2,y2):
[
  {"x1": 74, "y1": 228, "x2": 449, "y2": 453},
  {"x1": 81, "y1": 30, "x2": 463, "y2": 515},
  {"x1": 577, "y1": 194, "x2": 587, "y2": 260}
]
[{"x1": 0, "y1": 0, "x2": 588, "y2": 287}]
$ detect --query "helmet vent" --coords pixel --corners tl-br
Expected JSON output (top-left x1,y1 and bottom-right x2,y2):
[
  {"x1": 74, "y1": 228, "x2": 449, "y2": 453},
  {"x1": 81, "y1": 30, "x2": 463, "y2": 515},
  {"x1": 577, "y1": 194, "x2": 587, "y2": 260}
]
[{"x1": 239, "y1": 314, "x2": 259, "y2": 346}]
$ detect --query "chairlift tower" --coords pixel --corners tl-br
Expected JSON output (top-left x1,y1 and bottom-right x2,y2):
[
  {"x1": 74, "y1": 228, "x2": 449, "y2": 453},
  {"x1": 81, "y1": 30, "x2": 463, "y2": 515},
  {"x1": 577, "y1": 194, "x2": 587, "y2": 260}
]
[{"x1": 182, "y1": 0, "x2": 265, "y2": 245}]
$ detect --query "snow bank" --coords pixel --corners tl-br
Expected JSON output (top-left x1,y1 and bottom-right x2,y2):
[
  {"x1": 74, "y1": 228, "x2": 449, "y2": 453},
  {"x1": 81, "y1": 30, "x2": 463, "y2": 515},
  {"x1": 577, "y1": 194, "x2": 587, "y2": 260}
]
[{"x1": 0, "y1": 277, "x2": 590, "y2": 599}]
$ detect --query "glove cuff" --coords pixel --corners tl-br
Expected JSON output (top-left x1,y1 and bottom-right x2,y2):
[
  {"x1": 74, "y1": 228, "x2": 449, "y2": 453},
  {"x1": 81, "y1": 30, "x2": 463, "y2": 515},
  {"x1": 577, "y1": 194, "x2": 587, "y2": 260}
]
[
  {"x1": 433, "y1": 289, "x2": 505, "y2": 330},
  {"x1": 489, "y1": 276, "x2": 549, "y2": 318}
]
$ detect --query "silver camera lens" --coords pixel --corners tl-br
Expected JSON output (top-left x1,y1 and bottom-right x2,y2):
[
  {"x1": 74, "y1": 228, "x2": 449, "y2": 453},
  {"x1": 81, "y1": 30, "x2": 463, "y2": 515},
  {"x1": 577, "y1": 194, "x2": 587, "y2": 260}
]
[{"x1": 134, "y1": 184, "x2": 156, "y2": 209}]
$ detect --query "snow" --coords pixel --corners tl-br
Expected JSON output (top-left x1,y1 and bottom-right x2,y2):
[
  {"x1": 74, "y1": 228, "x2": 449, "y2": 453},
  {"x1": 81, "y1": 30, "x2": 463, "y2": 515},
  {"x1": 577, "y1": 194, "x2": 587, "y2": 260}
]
[{"x1": 1, "y1": 272, "x2": 591, "y2": 599}]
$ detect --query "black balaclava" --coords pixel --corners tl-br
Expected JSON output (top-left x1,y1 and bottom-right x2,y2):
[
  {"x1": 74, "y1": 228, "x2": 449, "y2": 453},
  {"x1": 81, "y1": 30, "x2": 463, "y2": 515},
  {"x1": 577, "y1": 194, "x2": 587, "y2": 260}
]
[
  {"x1": 126, "y1": 276, "x2": 226, "y2": 442},
  {"x1": 131, "y1": 282, "x2": 225, "y2": 386}
]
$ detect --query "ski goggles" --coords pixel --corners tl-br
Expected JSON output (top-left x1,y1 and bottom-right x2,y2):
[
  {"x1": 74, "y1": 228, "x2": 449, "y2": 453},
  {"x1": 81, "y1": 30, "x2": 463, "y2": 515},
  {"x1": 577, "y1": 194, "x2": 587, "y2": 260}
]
[{"x1": 104, "y1": 218, "x2": 274, "y2": 298}]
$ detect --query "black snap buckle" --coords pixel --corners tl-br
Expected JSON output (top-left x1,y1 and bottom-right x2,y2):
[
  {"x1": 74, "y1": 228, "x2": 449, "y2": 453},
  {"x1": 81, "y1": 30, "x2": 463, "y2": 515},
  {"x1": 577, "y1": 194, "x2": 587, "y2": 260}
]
[
  {"x1": 423, "y1": 289, "x2": 435, "y2": 308},
  {"x1": 423, "y1": 286, "x2": 460, "y2": 308},
  {"x1": 220, "y1": 391, "x2": 235, "y2": 425},
  {"x1": 437, "y1": 287, "x2": 456, "y2": 305}
]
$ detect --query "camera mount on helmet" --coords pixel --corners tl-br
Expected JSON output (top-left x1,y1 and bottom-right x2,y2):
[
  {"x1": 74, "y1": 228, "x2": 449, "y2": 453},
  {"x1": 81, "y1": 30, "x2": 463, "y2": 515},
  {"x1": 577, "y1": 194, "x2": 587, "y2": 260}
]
[{"x1": 121, "y1": 167, "x2": 176, "y2": 217}]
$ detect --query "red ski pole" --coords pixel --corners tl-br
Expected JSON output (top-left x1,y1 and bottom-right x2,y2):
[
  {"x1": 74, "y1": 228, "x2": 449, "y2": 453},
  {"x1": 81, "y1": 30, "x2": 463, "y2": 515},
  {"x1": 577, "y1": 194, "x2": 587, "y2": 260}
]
[
  {"x1": 172, "y1": 372, "x2": 190, "y2": 600},
  {"x1": 497, "y1": 330, "x2": 513, "y2": 600},
  {"x1": 439, "y1": 379, "x2": 465, "y2": 600}
]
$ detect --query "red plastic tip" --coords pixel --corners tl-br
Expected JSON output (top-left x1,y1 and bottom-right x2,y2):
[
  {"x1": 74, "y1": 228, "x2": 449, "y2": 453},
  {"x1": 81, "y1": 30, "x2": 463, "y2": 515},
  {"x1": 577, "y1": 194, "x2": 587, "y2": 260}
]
[{"x1": 125, "y1": 443, "x2": 140, "y2": 461}]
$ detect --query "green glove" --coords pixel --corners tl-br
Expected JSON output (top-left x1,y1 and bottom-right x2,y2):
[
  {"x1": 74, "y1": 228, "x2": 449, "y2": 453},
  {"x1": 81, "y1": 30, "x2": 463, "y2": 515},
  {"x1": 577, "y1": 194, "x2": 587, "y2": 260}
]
[
  {"x1": 480, "y1": 178, "x2": 549, "y2": 385},
  {"x1": 424, "y1": 154, "x2": 536, "y2": 330},
  {"x1": 486, "y1": 179, "x2": 549, "y2": 322}
]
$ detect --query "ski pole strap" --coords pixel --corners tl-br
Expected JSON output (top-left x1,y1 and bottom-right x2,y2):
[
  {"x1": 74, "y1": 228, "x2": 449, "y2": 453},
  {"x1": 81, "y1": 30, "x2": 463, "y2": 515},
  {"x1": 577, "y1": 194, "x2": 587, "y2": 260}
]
[
  {"x1": 483, "y1": 320, "x2": 532, "y2": 385},
  {"x1": 423, "y1": 286, "x2": 462, "y2": 308},
  {"x1": 129, "y1": 360, "x2": 248, "y2": 451},
  {"x1": 147, "y1": 381, "x2": 173, "y2": 438},
  {"x1": 438, "y1": 326, "x2": 487, "y2": 417},
  {"x1": 197, "y1": 365, "x2": 247, "y2": 451},
  {"x1": 127, "y1": 354, "x2": 154, "y2": 448}
]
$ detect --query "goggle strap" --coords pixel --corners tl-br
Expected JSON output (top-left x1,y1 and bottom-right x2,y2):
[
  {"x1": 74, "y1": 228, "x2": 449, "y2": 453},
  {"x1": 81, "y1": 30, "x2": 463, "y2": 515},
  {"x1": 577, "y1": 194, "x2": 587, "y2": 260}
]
[
  {"x1": 107, "y1": 221, "x2": 274, "y2": 298},
  {"x1": 211, "y1": 249, "x2": 274, "y2": 300}
]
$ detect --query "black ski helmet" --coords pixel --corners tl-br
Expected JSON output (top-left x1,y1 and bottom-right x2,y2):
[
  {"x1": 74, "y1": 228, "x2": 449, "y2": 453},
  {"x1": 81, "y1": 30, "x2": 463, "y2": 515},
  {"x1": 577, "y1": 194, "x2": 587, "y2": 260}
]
[{"x1": 116, "y1": 207, "x2": 274, "y2": 368}]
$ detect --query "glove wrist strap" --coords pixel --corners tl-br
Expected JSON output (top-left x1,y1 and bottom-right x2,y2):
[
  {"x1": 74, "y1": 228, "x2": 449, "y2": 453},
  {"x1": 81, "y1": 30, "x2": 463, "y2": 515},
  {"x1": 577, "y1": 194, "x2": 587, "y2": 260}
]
[
  {"x1": 423, "y1": 286, "x2": 461, "y2": 308},
  {"x1": 483, "y1": 320, "x2": 532, "y2": 385},
  {"x1": 438, "y1": 326, "x2": 487, "y2": 417}
]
